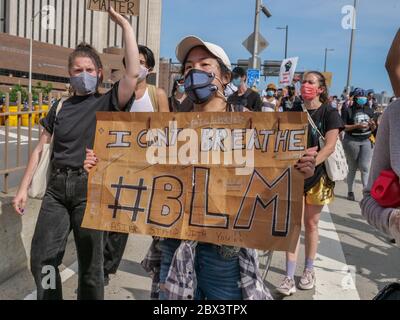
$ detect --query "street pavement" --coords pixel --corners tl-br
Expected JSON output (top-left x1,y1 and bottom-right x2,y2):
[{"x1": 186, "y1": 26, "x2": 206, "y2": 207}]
[
  {"x1": 1, "y1": 170, "x2": 399, "y2": 300},
  {"x1": 0, "y1": 126, "x2": 399, "y2": 299}
]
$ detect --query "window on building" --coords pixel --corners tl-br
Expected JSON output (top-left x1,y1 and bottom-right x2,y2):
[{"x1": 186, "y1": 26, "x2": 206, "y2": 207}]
[{"x1": 0, "y1": 68, "x2": 70, "y2": 84}]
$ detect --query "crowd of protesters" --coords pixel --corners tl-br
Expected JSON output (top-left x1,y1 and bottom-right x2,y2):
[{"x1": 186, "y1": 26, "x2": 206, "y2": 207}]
[{"x1": 10, "y1": 6, "x2": 400, "y2": 300}]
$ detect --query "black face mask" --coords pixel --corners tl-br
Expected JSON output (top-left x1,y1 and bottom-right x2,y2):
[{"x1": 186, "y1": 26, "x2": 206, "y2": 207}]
[{"x1": 184, "y1": 69, "x2": 219, "y2": 104}]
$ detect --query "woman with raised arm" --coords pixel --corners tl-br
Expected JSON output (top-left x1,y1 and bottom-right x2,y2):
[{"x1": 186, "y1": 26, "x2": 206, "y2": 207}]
[{"x1": 12, "y1": 7, "x2": 139, "y2": 300}]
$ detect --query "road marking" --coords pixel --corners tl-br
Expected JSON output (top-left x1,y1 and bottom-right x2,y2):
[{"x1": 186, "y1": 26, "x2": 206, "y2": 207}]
[
  {"x1": 0, "y1": 140, "x2": 34, "y2": 145},
  {"x1": 0, "y1": 129, "x2": 39, "y2": 142},
  {"x1": 23, "y1": 261, "x2": 78, "y2": 300},
  {"x1": 0, "y1": 126, "x2": 40, "y2": 132},
  {"x1": 18, "y1": 126, "x2": 40, "y2": 133},
  {"x1": 0, "y1": 140, "x2": 17, "y2": 145},
  {"x1": 5, "y1": 126, "x2": 41, "y2": 132},
  {"x1": 313, "y1": 205, "x2": 360, "y2": 300}
]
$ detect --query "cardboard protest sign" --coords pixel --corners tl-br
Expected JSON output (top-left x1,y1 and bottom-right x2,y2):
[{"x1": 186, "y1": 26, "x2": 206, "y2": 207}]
[
  {"x1": 322, "y1": 72, "x2": 333, "y2": 87},
  {"x1": 279, "y1": 57, "x2": 299, "y2": 87},
  {"x1": 87, "y1": 0, "x2": 140, "y2": 16},
  {"x1": 82, "y1": 112, "x2": 308, "y2": 252}
]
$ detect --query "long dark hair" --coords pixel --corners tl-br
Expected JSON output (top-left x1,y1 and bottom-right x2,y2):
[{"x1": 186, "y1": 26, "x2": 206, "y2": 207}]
[{"x1": 304, "y1": 71, "x2": 329, "y2": 104}]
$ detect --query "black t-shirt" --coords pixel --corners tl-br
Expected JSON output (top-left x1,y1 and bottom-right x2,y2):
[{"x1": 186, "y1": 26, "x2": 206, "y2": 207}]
[
  {"x1": 40, "y1": 82, "x2": 132, "y2": 168},
  {"x1": 303, "y1": 104, "x2": 345, "y2": 192},
  {"x1": 281, "y1": 96, "x2": 303, "y2": 112},
  {"x1": 341, "y1": 105, "x2": 374, "y2": 140},
  {"x1": 168, "y1": 96, "x2": 194, "y2": 112},
  {"x1": 227, "y1": 88, "x2": 262, "y2": 111}
]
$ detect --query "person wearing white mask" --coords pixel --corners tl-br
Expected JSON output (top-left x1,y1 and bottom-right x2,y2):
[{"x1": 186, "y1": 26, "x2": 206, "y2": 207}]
[
  {"x1": 125, "y1": 45, "x2": 170, "y2": 112},
  {"x1": 102, "y1": 46, "x2": 170, "y2": 287}
]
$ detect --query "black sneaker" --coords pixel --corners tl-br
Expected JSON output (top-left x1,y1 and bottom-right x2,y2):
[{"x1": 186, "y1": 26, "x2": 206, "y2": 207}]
[
  {"x1": 347, "y1": 192, "x2": 355, "y2": 201},
  {"x1": 104, "y1": 274, "x2": 110, "y2": 287}
]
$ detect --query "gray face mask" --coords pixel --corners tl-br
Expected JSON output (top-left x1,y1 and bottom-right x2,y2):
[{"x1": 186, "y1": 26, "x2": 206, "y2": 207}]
[{"x1": 70, "y1": 72, "x2": 98, "y2": 95}]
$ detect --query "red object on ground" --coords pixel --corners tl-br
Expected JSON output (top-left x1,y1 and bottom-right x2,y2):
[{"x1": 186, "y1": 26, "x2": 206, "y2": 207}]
[{"x1": 371, "y1": 169, "x2": 400, "y2": 208}]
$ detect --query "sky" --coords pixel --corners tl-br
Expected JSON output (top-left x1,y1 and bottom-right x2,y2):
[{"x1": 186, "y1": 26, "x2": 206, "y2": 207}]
[{"x1": 159, "y1": 0, "x2": 400, "y2": 96}]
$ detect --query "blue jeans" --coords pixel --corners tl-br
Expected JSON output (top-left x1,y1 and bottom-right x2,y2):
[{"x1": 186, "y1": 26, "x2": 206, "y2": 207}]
[{"x1": 159, "y1": 239, "x2": 242, "y2": 300}]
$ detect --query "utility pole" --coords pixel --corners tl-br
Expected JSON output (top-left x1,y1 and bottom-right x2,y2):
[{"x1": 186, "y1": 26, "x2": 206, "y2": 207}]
[
  {"x1": 251, "y1": 0, "x2": 272, "y2": 69},
  {"x1": 29, "y1": 10, "x2": 44, "y2": 94},
  {"x1": 324, "y1": 48, "x2": 334, "y2": 72},
  {"x1": 277, "y1": 25, "x2": 289, "y2": 59},
  {"x1": 251, "y1": 0, "x2": 262, "y2": 69},
  {"x1": 284, "y1": 25, "x2": 288, "y2": 59},
  {"x1": 346, "y1": 0, "x2": 357, "y2": 94}
]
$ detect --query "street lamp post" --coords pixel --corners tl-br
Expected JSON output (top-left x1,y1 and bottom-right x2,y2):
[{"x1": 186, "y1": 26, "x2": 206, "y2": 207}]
[
  {"x1": 324, "y1": 48, "x2": 334, "y2": 72},
  {"x1": 277, "y1": 25, "x2": 289, "y2": 59},
  {"x1": 346, "y1": 0, "x2": 358, "y2": 95},
  {"x1": 251, "y1": 0, "x2": 262, "y2": 69},
  {"x1": 29, "y1": 9, "x2": 47, "y2": 94},
  {"x1": 251, "y1": 0, "x2": 272, "y2": 69}
]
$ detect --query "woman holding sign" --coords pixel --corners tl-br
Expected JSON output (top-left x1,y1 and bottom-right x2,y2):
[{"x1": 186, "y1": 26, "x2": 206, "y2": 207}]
[
  {"x1": 85, "y1": 36, "x2": 317, "y2": 300},
  {"x1": 12, "y1": 7, "x2": 139, "y2": 300},
  {"x1": 276, "y1": 72, "x2": 344, "y2": 296},
  {"x1": 85, "y1": 36, "x2": 318, "y2": 300}
]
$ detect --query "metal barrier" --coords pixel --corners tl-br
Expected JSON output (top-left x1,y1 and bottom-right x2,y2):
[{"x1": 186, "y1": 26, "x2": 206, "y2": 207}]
[{"x1": 0, "y1": 92, "x2": 61, "y2": 193}]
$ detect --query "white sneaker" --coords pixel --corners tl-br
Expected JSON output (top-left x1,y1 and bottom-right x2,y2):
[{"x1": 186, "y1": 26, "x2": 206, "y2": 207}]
[
  {"x1": 298, "y1": 269, "x2": 316, "y2": 290},
  {"x1": 276, "y1": 276, "x2": 296, "y2": 296}
]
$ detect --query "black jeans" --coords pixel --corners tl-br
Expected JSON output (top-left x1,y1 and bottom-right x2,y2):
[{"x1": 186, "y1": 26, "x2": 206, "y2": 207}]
[
  {"x1": 103, "y1": 232, "x2": 129, "y2": 276},
  {"x1": 30, "y1": 167, "x2": 104, "y2": 300}
]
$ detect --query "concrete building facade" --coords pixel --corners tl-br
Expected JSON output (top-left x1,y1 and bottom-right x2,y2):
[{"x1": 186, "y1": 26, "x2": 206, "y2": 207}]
[
  {"x1": 158, "y1": 58, "x2": 182, "y2": 96},
  {"x1": 0, "y1": 0, "x2": 162, "y2": 83}
]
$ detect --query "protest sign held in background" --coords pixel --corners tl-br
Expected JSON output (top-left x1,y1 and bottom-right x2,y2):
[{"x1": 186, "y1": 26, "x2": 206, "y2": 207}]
[
  {"x1": 322, "y1": 72, "x2": 333, "y2": 87},
  {"x1": 279, "y1": 57, "x2": 299, "y2": 87},
  {"x1": 87, "y1": 0, "x2": 140, "y2": 16},
  {"x1": 82, "y1": 112, "x2": 308, "y2": 252}
]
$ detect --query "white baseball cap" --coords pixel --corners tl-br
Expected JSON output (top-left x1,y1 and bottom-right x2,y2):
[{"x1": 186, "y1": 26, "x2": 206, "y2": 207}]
[{"x1": 175, "y1": 36, "x2": 232, "y2": 70}]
